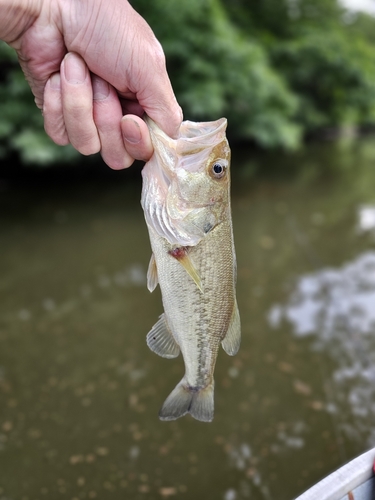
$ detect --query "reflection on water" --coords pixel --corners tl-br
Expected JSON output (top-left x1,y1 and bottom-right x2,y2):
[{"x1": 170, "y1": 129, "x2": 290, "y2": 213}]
[
  {"x1": 269, "y1": 250, "x2": 375, "y2": 447},
  {"x1": 2, "y1": 138, "x2": 375, "y2": 499},
  {"x1": 357, "y1": 205, "x2": 375, "y2": 233},
  {"x1": 269, "y1": 251, "x2": 375, "y2": 338}
]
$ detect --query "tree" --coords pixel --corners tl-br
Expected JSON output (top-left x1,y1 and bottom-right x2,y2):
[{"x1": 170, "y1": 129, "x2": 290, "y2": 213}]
[{"x1": 132, "y1": 0, "x2": 301, "y2": 148}]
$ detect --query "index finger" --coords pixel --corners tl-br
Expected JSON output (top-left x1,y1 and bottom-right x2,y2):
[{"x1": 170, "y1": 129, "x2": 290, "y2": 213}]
[
  {"x1": 126, "y1": 20, "x2": 182, "y2": 138},
  {"x1": 138, "y1": 66, "x2": 182, "y2": 139}
]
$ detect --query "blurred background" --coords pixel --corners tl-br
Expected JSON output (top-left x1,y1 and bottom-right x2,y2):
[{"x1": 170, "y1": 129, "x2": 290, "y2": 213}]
[{"x1": 2, "y1": 0, "x2": 375, "y2": 499}]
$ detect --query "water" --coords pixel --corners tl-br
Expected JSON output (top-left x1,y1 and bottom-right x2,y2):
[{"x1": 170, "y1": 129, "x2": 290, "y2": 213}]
[{"x1": 1, "y1": 137, "x2": 375, "y2": 500}]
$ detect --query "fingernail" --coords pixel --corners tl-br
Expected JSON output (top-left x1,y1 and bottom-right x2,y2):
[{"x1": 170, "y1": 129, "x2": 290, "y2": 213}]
[
  {"x1": 49, "y1": 72, "x2": 61, "y2": 90},
  {"x1": 122, "y1": 118, "x2": 141, "y2": 144},
  {"x1": 64, "y1": 53, "x2": 86, "y2": 84},
  {"x1": 92, "y1": 76, "x2": 110, "y2": 100}
]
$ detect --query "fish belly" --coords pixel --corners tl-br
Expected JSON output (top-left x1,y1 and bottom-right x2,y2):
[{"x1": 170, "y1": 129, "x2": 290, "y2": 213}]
[{"x1": 148, "y1": 219, "x2": 236, "y2": 421}]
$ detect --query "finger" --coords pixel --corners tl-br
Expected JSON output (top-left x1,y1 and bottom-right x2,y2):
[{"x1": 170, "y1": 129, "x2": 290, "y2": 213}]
[
  {"x1": 120, "y1": 5, "x2": 182, "y2": 137},
  {"x1": 15, "y1": 34, "x2": 66, "y2": 112},
  {"x1": 60, "y1": 52, "x2": 100, "y2": 155},
  {"x1": 120, "y1": 115, "x2": 153, "y2": 162},
  {"x1": 139, "y1": 73, "x2": 183, "y2": 140},
  {"x1": 120, "y1": 99, "x2": 144, "y2": 118},
  {"x1": 92, "y1": 75, "x2": 133, "y2": 170},
  {"x1": 130, "y1": 29, "x2": 183, "y2": 138},
  {"x1": 43, "y1": 72, "x2": 69, "y2": 145}
]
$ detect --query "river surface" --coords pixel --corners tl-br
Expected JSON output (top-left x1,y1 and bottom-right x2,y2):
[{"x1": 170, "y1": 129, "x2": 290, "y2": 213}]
[{"x1": 1, "y1": 137, "x2": 375, "y2": 500}]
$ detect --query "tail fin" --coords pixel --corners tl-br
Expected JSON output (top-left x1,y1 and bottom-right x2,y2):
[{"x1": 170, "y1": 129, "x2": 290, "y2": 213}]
[{"x1": 159, "y1": 378, "x2": 214, "y2": 422}]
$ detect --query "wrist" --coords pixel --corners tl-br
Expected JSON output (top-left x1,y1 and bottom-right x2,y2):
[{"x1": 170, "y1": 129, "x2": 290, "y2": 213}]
[{"x1": 0, "y1": 0, "x2": 44, "y2": 44}]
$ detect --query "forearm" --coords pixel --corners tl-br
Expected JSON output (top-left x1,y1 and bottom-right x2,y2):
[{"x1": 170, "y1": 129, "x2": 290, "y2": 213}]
[{"x1": 0, "y1": 0, "x2": 43, "y2": 44}]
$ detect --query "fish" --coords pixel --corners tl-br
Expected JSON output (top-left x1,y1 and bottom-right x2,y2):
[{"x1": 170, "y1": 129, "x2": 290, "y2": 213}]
[{"x1": 141, "y1": 116, "x2": 240, "y2": 422}]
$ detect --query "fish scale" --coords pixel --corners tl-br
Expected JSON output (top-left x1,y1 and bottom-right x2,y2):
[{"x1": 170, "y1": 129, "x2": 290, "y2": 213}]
[{"x1": 141, "y1": 117, "x2": 241, "y2": 422}]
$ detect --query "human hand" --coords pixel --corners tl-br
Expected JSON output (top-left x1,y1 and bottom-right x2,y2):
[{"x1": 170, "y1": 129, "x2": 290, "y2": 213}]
[{"x1": 1, "y1": 0, "x2": 182, "y2": 169}]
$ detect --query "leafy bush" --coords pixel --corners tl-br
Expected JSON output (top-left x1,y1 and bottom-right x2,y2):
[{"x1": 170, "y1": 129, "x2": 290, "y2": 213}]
[
  {"x1": 271, "y1": 30, "x2": 375, "y2": 131},
  {"x1": 0, "y1": 41, "x2": 78, "y2": 165},
  {"x1": 2, "y1": 0, "x2": 375, "y2": 166},
  {"x1": 133, "y1": 0, "x2": 301, "y2": 148}
]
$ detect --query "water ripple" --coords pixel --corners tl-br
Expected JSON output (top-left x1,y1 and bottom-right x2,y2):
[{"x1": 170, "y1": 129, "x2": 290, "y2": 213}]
[{"x1": 268, "y1": 251, "x2": 375, "y2": 445}]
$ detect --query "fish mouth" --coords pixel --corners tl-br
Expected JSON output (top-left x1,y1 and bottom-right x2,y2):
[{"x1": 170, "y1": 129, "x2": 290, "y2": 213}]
[
  {"x1": 145, "y1": 116, "x2": 228, "y2": 172},
  {"x1": 178, "y1": 118, "x2": 227, "y2": 144},
  {"x1": 145, "y1": 115, "x2": 227, "y2": 141},
  {"x1": 142, "y1": 116, "x2": 227, "y2": 246}
]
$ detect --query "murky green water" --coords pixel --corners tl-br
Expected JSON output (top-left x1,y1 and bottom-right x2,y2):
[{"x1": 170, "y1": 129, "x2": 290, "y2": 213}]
[{"x1": 2, "y1": 137, "x2": 375, "y2": 500}]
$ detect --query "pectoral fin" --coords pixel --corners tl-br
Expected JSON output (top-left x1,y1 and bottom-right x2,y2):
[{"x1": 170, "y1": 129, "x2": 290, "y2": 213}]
[
  {"x1": 146, "y1": 313, "x2": 180, "y2": 358},
  {"x1": 169, "y1": 247, "x2": 203, "y2": 293},
  {"x1": 147, "y1": 253, "x2": 158, "y2": 292},
  {"x1": 221, "y1": 301, "x2": 241, "y2": 356}
]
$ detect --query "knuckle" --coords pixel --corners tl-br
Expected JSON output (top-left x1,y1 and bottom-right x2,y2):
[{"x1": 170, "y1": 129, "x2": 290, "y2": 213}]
[
  {"x1": 65, "y1": 102, "x2": 90, "y2": 120},
  {"x1": 141, "y1": 36, "x2": 166, "y2": 73},
  {"x1": 123, "y1": 157, "x2": 135, "y2": 169},
  {"x1": 43, "y1": 117, "x2": 69, "y2": 146},
  {"x1": 152, "y1": 44, "x2": 167, "y2": 72},
  {"x1": 72, "y1": 136, "x2": 101, "y2": 156},
  {"x1": 174, "y1": 104, "x2": 183, "y2": 125},
  {"x1": 78, "y1": 144, "x2": 101, "y2": 156},
  {"x1": 101, "y1": 150, "x2": 134, "y2": 170},
  {"x1": 49, "y1": 132, "x2": 69, "y2": 147}
]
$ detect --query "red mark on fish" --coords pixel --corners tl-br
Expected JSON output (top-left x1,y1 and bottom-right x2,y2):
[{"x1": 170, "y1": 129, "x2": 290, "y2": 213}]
[{"x1": 169, "y1": 247, "x2": 187, "y2": 260}]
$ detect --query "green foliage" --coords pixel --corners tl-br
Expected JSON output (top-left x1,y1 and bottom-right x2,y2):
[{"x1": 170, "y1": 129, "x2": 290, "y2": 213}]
[
  {"x1": 133, "y1": 0, "x2": 301, "y2": 148},
  {"x1": 271, "y1": 30, "x2": 375, "y2": 131},
  {"x1": 134, "y1": 0, "x2": 375, "y2": 147},
  {"x1": 225, "y1": 0, "x2": 344, "y2": 39},
  {"x1": 2, "y1": 0, "x2": 375, "y2": 166},
  {"x1": 345, "y1": 11, "x2": 375, "y2": 46},
  {"x1": 0, "y1": 41, "x2": 78, "y2": 165}
]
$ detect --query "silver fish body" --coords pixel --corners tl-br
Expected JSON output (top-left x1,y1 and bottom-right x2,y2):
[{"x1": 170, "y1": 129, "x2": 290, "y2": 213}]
[{"x1": 141, "y1": 117, "x2": 240, "y2": 422}]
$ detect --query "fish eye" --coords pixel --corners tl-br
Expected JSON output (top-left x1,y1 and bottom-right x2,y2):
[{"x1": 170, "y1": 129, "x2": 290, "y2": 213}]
[{"x1": 212, "y1": 161, "x2": 226, "y2": 179}]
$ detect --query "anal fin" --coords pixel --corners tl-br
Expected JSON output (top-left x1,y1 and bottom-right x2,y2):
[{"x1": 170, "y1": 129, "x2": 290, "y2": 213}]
[
  {"x1": 221, "y1": 301, "x2": 241, "y2": 356},
  {"x1": 146, "y1": 313, "x2": 180, "y2": 358}
]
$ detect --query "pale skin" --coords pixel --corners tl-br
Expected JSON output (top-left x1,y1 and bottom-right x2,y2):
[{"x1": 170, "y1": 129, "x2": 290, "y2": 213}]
[{"x1": 0, "y1": 0, "x2": 182, "y2": 169}]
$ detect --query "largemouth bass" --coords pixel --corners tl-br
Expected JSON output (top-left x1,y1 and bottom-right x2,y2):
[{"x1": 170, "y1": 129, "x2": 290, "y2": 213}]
[{"x1": 141, "y1": 117, "x2": 240, "y2": 422}]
